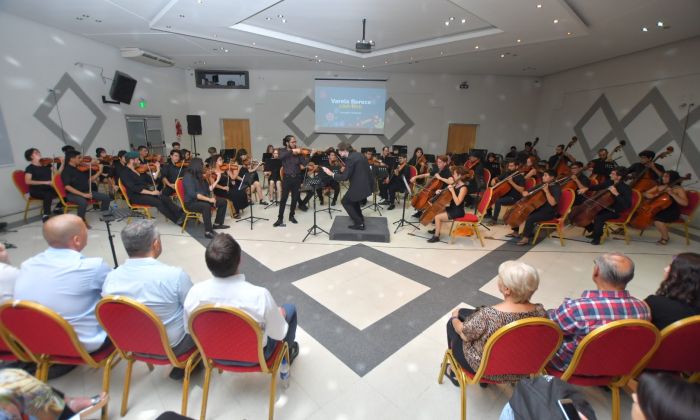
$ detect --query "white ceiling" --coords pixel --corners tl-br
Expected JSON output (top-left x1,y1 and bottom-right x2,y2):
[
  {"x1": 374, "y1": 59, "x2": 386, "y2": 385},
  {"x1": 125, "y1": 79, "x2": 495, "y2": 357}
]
[{"x1": 2, "y1": 0, "x2": 699, "y2": 76}]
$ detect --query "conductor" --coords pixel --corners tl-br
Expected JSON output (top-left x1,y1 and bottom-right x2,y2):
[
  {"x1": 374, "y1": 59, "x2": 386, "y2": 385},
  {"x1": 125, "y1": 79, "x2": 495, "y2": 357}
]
[{"x1": 322, "y1": 142, "x2": 372, "y2": 230}]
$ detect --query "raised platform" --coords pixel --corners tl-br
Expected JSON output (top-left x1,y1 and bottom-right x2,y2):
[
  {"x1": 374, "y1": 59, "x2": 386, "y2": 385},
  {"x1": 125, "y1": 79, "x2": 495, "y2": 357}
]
[{"x1": 329, "y1": 216, "x2": 390, "y2": 243}]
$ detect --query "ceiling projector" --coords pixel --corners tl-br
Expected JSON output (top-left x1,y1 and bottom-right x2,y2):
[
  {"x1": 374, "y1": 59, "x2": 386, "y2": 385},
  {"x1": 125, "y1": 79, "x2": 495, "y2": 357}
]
[{"x1": 355, "y1": 18, "x2": 375, "y2": 53}]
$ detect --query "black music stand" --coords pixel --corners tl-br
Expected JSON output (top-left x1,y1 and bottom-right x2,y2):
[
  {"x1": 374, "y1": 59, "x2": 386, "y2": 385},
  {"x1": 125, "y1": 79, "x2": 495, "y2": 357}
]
[
  {"x1": 316, "y1": 170, "x2": 341, "y2": 219},
  {"x1": 100, "y1": 208, "x2": 145, "y2": 268},
  {"x1": 302, "y1": 177, "x2": 328, "y2": 242},
  {"x1": 393, "y1": 176, "x2": 420, "y2": 233},
  {"x1": 235, "y1": 174, "x2": 267, "y2": 229},
  {"x1": 362, "y1": 169, "x2": 386, "y2": 215}
]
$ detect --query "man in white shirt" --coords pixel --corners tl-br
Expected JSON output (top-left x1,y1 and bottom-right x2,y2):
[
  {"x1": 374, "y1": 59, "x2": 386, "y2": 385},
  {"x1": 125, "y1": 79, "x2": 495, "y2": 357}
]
[
  {"x1": 102, "y1": 219, "x2": 195, "y2": 379},
  {"x1": 184, "y1": 233, "x2": 299, "y2": 364},
  {"x1": 15, "y1": 214, "x2": 111, "y2": 352},
  {"x1": 0, "y1": 243, "x2": 19, "y2": 302}
]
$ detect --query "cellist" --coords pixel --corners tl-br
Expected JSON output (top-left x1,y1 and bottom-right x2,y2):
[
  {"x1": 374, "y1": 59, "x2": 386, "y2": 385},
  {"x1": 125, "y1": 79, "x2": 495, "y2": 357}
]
[
  {"x1": 513, "y1": 170, "x2": 561, "y2": 246},
  {"x1": 629, "y1": 150, "x2": 665, "y2": 184},
  {"x1": 546, "y1": 142, "x2": 575, "y2": 171},
  {"x1": 485, "y1": 160, "x2": 525, "y2": 224},
  {"x1": 426, "y1": 166, "x2": 469, "y2": 243},
  {"x1": 577, "y1": 167, "x2": 632, "y2": 245},
  {"x1": 587, "y1": 148, "x2": 614, "y2": 182},
  {"x1": 568, "y1": 161, "x2": 591, "y2": 205},
  {"x1": 410, "y1": 154, "x2": 453, "y2": 218},
  {"x1": 643, "y1": 170, "x2": 688, "y2": 245}
]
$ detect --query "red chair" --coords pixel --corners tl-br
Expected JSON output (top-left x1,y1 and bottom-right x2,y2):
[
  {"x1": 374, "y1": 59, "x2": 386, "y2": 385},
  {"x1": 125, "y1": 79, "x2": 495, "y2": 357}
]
[
  {"x1": 532, "y1": 188, "x2": 576, "y2": 246},
  {"x1": 449, "y1": 187, "x2": 493, "y2": 247},
  {"x1": 438, "y1": 318, "x2": 562, "y2": 420},
  {"x1": 174, "y1": 178, "x2": 203, "y2": 232},
  {"x1": 0, "y1": 325, "x2": 30, "y2": 362},
  {"x1": 524, "y1": 177, "x2": 537, "y2": 191},
  {"x1": 96, "y1": 296, "x2": 201, "y2": 416},
  {"x1": 117, "y1": 179, "x2": 154, "y2": 222},
  {"x1": 643, "y1": 315, "x2": 700, "y2": 377},
  {"x1": 12, "y1": 170, "x2": 44, "y2": 223},
  {"x1": 189, "y1": 305, "x2": 290, "y2": 420},
  {"x1": 670, "y1": 190, "x2": 698, "y2": 245},
  {"x1": 602, "y1": 189, "x2": 642, "y2": 244},
  {"x1": 51, "y1": 173, "x2": 97, "y2": 214},
  {"x1": 0, "y1": 301, "x2": 119, "y2": 420},
  {"x1": 545, "y1": 319, "x2": 660, "y2": 420},
  {"x1": 408, "y1": 165, "x2": 418, "y2": 195}
]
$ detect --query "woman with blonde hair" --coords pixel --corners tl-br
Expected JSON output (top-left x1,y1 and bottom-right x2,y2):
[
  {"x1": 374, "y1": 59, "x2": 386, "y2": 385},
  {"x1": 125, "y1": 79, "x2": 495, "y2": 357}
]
[{"x1": 444, "y1": 260, "x2": 547, "y2": 384}]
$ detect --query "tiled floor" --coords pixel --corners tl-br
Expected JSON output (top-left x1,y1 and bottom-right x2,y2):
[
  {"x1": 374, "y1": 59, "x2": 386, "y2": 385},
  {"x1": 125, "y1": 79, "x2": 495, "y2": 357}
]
[{"x1": 2, "y1": 196, "x2": 693, "y2": 419}]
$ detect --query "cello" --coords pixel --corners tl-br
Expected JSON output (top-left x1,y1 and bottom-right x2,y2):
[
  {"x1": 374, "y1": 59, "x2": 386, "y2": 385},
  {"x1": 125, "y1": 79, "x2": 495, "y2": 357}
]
[
  {"x1": 412, "y1": 175, "x2": 445, "y2": 210},
  {"x1": 419, "y1": 189, "x2": 454, "y2": 226},
  {"x1": 588, "y1": 141, "x2": 625, "y2": 184},
  {"x1": 553, "y1": 137, "x2": 578, "y2": 177},
  {"x1": 503, "y1": 179, "x2": 560, "y2": 228},
  {"x1": 630, "y1": 146, "x2": 673, "y2": 192},
  {"x1": 489, "y1": 170, "x2": 523, "y2": 204},
  {"x1": 629, "y1": 173, "x2": 690, "y2": 229}
]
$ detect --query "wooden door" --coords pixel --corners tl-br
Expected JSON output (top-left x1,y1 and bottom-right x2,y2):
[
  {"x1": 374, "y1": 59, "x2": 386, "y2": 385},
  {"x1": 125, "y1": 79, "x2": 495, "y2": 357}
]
[
  {"x1": 222, "y1": 119, "x2": 251, "y2": 155},
  {"x1": 446, "y1": 123, "x2": 478, "y2": 154}
]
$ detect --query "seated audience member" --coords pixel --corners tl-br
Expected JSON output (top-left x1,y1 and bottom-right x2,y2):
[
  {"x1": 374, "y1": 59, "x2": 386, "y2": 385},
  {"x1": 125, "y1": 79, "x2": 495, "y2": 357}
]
[
  {"x1": 184, "y1": 233, "x2": 299, "y2": 363},
  {"x1": 102, "y1": 219, "x2": 195, "y2": 380},
  {"x1": 632, "y1": 372, "x2": 700, "y2": 420},
  {"x1": 0, "y1": 368, "x2": 108, "y2": 419},
  {"x1": 547, "y1": 252, "x2": 651, "y2": 372},
  {"x1": 644, "y1": 253, "x2": 700, "y2": 330},
  {"x1": 444, "y1": 261, "x2": 546, "y2": 384},
  {"x1": 14, "y1": 214, "x2": 111, "y2": 352},
  {"x1": 0, "y1": 243, "x2": 19, "y2": 302}
]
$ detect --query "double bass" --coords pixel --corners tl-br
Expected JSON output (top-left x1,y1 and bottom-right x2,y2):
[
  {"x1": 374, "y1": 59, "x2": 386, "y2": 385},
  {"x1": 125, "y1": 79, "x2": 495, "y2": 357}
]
[
  {"x1": 630, "y1": 146, "x2": 673, "y2": 192},
  {"x1": 588, "y1": 140, "x2": 625, "y2": 184},
  {"x1": 629, "y1": 173, "x2": 690, "y2": 229},
  {"x1": 553, "y1": 137, "x2": 578, "y2": 177}
]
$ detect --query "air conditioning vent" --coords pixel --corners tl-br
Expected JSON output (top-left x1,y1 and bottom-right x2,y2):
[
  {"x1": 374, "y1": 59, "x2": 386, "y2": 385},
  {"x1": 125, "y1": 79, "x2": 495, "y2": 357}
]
[{"x1": 120, "y1": 48, "x2": 174, "y2": 67}]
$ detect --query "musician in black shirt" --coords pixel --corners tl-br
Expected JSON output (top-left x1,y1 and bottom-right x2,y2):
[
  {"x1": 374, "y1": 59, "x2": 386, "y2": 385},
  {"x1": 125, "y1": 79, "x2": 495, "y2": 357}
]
[
  {"x1": 578, "y1": 167, "x2": 633, "y2": 245},
  {"x1": 161, "y1": 150, "x2": 184, "y2": 197},
  {"x1": 587, "y1": 148, "x2": 616, "y2": 182},
  {"x1": 409, "y1": 155, "x2": 453, "y2": 218},
  {"x1": 547, "y1": 144, "x2": 575, "y2": 171},
  {"x1": 60, "y1": 150, "x2": 111, "y2": 226},
  {"x1": 23, "y1": 148, "x2": 58, "y2": 222},
  {"x1": 182, "y1": 158, "x2": 228, "y2": 239},
  {"x1": 485, "y1": 153, "x2": 501, "y2": 179},
  {"x1": 274, "y1": 135, "x2": 310, "y2": 227},
  {"x1": 628, "y1": 150, "x2": 665, "y2": 183},
  {"x1": 568, "y1": 161, "x2": 591, "y2": 205},
  {"x1": 516, "y1": 170, "x2": 562, "y2": 245},
  {"x1": 486, "y1": 160, "x2": 525, "y2": 223},
  {"x1": 386, "y1": 154, "x2": 411, "y2": 210}
]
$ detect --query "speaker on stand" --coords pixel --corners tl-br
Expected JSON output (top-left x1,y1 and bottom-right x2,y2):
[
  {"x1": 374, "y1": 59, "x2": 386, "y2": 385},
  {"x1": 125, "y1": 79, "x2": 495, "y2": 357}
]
[{"x1": 186, "y1": 115, "x2": 202, "y2": 156}]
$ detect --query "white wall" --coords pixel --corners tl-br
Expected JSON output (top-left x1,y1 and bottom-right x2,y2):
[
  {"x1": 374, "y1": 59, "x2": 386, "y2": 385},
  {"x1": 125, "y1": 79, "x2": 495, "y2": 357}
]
[
  {"x1": 0, "y1": 12, "x2": 188, "y2": 222},
  {"x1": 184, "y1": 70, "x2": 541, "y2": 158}
]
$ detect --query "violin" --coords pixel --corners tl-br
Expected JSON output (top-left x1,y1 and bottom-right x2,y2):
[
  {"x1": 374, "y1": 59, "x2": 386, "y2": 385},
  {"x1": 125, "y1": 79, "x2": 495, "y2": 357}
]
[
  {"x1": 630, "y1": 146, "x2": 673, "y2": 192},
  {"x1": 630, "y1": 173, "x2": 691, "y2": 230},
  {"x1": 299, "y1": 148, "x2": 314, "y2": 156},
  {"x1": 218, "y1": 163, "x2": 239, "y2": 171},
  {"x1": 136, "y1": 163, "x2": 158, "y2": 174},
  {"x1": 39, "y1": 157, "x2": 61, "y2": 166},
  {"x1": 77, "y1": 163, "x2": 100, "y2": 172},
  {"x1": 99, "y1": 155, "x2": 116, "y2": 165},
  {"x1": 553, "y1": 137, "x2": 578, "y2": 177},
  {"x1": 174, "y1": 161, "x2": 190, "y2": 168},
  {"x1": 144, "y1": 154, "x2": 162, "y2": 163}
]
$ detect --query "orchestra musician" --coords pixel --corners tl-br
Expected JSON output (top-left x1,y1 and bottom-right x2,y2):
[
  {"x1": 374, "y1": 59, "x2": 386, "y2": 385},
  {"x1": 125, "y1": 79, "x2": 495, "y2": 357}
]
[
  {"x1": 513, "y1": 169, "x2": 561, "y2": 246},
  {"x1": 568, "y1": 161, "x2": 591, "y2": 205},
  {"x1": 264, "y1": 148, "x2": 282, "y2": 203},
  {"x1": 485, "y1": 160, "x2": 525, "y2": 224},
  {"x1": 628, "y1": 150, "x2": 665, "y2": 183},
  {"x1": 204, "y1": 147, "x2": 218, "y2": 167},
  {"x1": 211, "y1": 155, "x2": 248, "y2": 218},
  {"x1": 521, "y1": 155, "x2": 540, "y2": 180},
  {"x1": 385, "y1": 154, "x2": 410, "y2": 210},
  {"x1": 182, "y1": 158, "x2": 229, "y2": 239},
  {"x1": 95, "y1": 147, "x2": 115, "y2": 193},
  {"x1": 120, "y1": 151, "x2": 185, "y2": 226},
  {"x1": 324, "y1": 149, "x2": 343, "y2": 206},
  {"x1": 23, "y1": 148, "x2": 59, "y2": 222},
  {"x1": 409, "y1": 154, "x2": 453, "y2": 218},
  {"x1": 642, "y1": 170, "x2": 689, "y2": 245},
  {"x1": 577, "y1": 167, "x2": 633, "y2": 245},
  {"x1": 546, "y1": 143, "x2": 575, "y2": 171},
  {"x1": 161, "y1": 149, "x2": 184, "y2": 197},
  {"x1": 587, "y1": 148, "x2": 615, "y2": 182},
  {"x1": 236, "y1": 152, "x2": 267, "y2": 205},
  {"x1": 137, "y1": 145, "x2": 149, "y2": 164},
  {"x1": 505, "y1": 146, "x2": 518, "y2": 159},
  {"x1": 112, "y1": 150, "x2": 127, "y2": 182},
  {"x1": 426, "y1": 166, "x2": 469, "y2": 243},
  {"x1": 485, "y1": 153, "x2": 501, "y2": 179},
  {"x1": 408, "y1": 147, "x2": 429, "y2": 185},
  {"x1": 273, "y1": 135, "x2": 310, "y2": 227},
  {"x1": 60, "y1": 150, "x2": 111, "y2": 228},
  {"x1": 516, "y1": 140, "x2": 539, "y2": 164},
  {"x1": 321, "y1": 142, "x2": 373, "y2": 230},
  {"x1": 464, "y1": 153, "x2": 485, "y2": 202}
]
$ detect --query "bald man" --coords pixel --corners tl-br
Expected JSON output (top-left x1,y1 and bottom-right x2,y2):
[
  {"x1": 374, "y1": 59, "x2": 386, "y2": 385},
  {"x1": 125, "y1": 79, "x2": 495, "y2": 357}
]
[{"x1": 15, "y1": 214, "x2": 112, "y2": 352}]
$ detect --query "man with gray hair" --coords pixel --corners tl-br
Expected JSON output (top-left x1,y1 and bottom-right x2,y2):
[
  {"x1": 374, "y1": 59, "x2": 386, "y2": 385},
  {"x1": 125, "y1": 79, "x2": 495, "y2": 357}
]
[
  {"x1": 102, "y1": 219, "x2": 195, "y2": 380},
  {"x1": 547, "y1": 252, "x2": 651, "y2": 371}
]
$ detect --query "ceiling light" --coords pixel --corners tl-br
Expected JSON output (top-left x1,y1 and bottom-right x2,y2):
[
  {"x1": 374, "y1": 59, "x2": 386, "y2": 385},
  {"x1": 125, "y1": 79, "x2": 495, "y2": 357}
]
[
  {"x1": 281, "y1": 18, "x2": 286, "y2": 23},
  {"x1": 553, "y1": 19, "x2": 559, "y2": 23},
  {"x1": 314, "y1": 55, "x2": 318, "y2": 58},
  {"x1": 516, "y1": 39, "x2": 521, "y2": 43},
  {"x1": 224, "y1": 49, "x2": 228, "y2": 52},
  {"x1": 449, "y1": 17, "x2": 455, "y2": 21},
  {"x1": 474, "y1": 45, "x2": 479, "y2": 49},
  {"x1": 440, "y1": 51, "x2": 444, "y2": 55},
  {"x1": 252, "y1": 42, "x2": 256, "y2": 45},
  {"x1": 197, "y1": 0, "x2": 203, "y2": 4},
  {"x1": 277, "y1": 14, "x2": 283, "y2": 18},
  {"x1": 265, "y1": 17, "x2": 271, "y2": 21},
  {"x1": 179, "y1": 14, "x2": 185, "y2": 18},
  {"x1": 461, "y1": 18, "x2": 466, "y2": 24},
  {"x1": 385, "y1": 60, "x2": 388, "y2": 64},
  {"x1": 500, "y1": 54, "x2": 505, "y2": 58},
  {"x1": 75, "y1": 17, "x2": 83, "y2": 20},
  {"x1": 165, "y1": 25, "x2": 171, "y2": 28},
  {"x1": 567, "y1": 32, "x2": 572, "y2": 35},
  {"x1": 657, "y1": 21, "x2": 664, "y2": 27},
  {"x1": 444, "y1": 21, "x2": 449, "y2": 26},
  {"x1": 212, "y1": 34, "x2": 217, "y2": 38},
  {"x1": 362, "y1": 64, "x2": 366, "y2": 68},
  {"x1": 642, "y1": 26, "x2": 648, "y2": 32},
  {"x1": 537, "y1": 4, "x2": 542, "y2": 8}
]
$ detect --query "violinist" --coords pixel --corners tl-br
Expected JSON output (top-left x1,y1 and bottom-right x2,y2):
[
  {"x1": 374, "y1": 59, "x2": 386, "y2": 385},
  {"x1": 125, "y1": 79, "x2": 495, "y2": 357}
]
[
  {"x1": 274, "y1": 135, "x2": 310, "y2": 227},
  {"x1": 161, "y1": 150, "x2": 184, "y2": 197},
  {"x1": 181, "y1": 149, "x2": 192, "y2": 162},
  {"x1": 485, "y1": 160, "x2": 525, "y2": 224},
  {"x1": 171, "y1": 141, "x2": 181, "y2": 151},
  {"x1": 236, "y1": 152, "x2": 267, "y2": 205},
  {"x1": 628, "y1": 150, "x2": 665, "y2": 183},
  {"x1": 643, "y1": 170, "x2": 689, "y2": 245},
  {"x1": 23, "y1": 148, "x2": 59, "y2": 222},
  {"x1": 324, "y1": 149, "x2": 343, "y2": 206},
  {"x1": 465, "y1": 153, "x2": 485, "y2": 201},
  {"x1": 513, "y1": 170, "x2": 561, "y2": 246},
  {"x1": 485, "y1": 153, "x2": 501, "y2": 179},
  {"x1": 95, "y1": 147, "x2": 116, "y2": 194},
  {"x1": 410, "y1": 154, "x2": 453, "y2": 218},
  {"x1": 568, "y1": 162, "x2": 591, "y2": 205},
  {"x1": 546, "y1": 143, "x2": 575, "y2": 171},
  {"x1": 212, "y1": 155, "x2": 248, "y2": 217},
  {"x1": 505, "y1": 146, "x2": 518, "y2": 160},
  {"x1": 587, "y1": 148, "x2": 614, "y2": 182},
  {"x1": 577, "y1": 167, "x2": 632, "y2": 245},
  {"x1": 120, "y1": 152, "x2": 185, "y2": 226},
  {"x1": 264, "y1": 148, "x2": 282, "y2": 203},
  {"x1": 112, "y1": 150, "x2": 127, "y2": 182},
  {"x1": 137, "y1": 145, "x2": 149, "y2": 164},
  {"x1": 60, "y1": 150, "x2": 111, "y2": 227},
  {"x1": 408, "y1": 147, "x2": 429, "y2": 185},
  {"x1": 426, "y1": 166, "x2": 469, "y2": 243},
  {"x1": 385, "y1": 154, "x2": 410, "y2": 210},
  {"x1": 183, "y1": 158, "x2": 229, "y2": 239},
  {"x1": 299, "y1": 161, "x2": 324, "y2": 208},
  {"x1": 205, "y1": 147, "x2": 218, "y2": 168}
]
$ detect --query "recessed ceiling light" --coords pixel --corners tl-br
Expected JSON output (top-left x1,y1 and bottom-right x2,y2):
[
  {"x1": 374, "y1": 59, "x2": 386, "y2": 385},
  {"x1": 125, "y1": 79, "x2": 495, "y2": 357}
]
[
  {"x1": 224, "y1": 49, "x2": 228, "y2": 52},
  {"x1": 362, "y1": 64, "x2": 366, "y2": 68},
  {"x1": 197, "y1": 0, "x2": 203, "y2": 4},
  {"x1": 281, "y1": 18, "x2": 286, "y2": 23},
  {"x1": 385, "y1": 60, "x2": 388, "y2": 64},
  {"x1": 314, "y1": 55, "x2": 318, "y2": 58},
  {"x1": 252, "y1": 42, "x2": 256, "y2": 46},
  {"x1": 444, "y1": 21, "x2": 449, "y2": 26},
  {"x1": 516, "y1": 39, "x2": 521, "y2": 43},
  {"x1": 339, "y1": 60, "x2": 343, "y2": 63},
  {"x1": 449, "y1": 17, "x2": 455, "y2": 21},
  {"x1": 461, "y1": 18, "x2": 466, "y2": 24},
  {"x1": 277, "y1": 14, "x2": 283, "y2": 18},
  {"x1": 553, "y1": 19, "x2": 559, "y2": 24},
  {"x1": 475, "y1": 45, "x2": 479, "y2": 49},
  {"x1": 657, "y1": 21, "x2": 664, "y2": 27},
  {"x1": 440, "y1": 51, "x2": 444, "y2": 55},
  {"x1": 642, "y1": 26, "x2": 649, "y2": 32},
  {"x1": 537, "y1": 4, "x2": 542, "y2": 8},
  {"x1": 212, "y1": 34, "x2": 217, "y2": 38},
  {"x1": 179, "y1": 14, "x2": 185, "y2": 18},
  {"x1": 265, "y1": 17, "x2": 271, "y2": 21},
  {"x1": 500, "y1": 54, "x2": 505, "y2": 58},
  {"x1": 567, "y1": 32, "x2": 572, "y2": 35}
]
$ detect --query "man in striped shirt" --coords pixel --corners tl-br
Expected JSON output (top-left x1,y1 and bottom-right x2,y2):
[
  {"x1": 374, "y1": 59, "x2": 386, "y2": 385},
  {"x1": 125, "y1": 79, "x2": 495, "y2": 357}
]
[{"x1": 547, "y1": 252, "x2": 651, "y2": 371}]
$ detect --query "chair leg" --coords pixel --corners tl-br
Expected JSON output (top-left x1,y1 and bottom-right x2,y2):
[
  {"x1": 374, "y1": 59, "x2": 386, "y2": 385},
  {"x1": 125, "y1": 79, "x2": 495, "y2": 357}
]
[
  {"x1": 473, "y1": 224, "x2": 484, "y2": 247},
  {"x1": 448, "y1": 221, "x2": 456, "y2": 244},
  {"x1": 181, "y1": 216, "x2": 189, "y2": 233},
  {"x1": 623, "y1": 225, "x2": 630, "y2": 245},
  {"x1": 532, "y1": 225, "x2": 542, "y2": 244},
  {"x1": 460, "y1": 381, "x2": 467, "y2": 420},
  {"x1": 688, "y1": 372, "x2": 700, "y2": 383},
  {"x1": 268, "y1": 369, "x2": 278, "y2": 420},
  {"x1": 181, "y1": 355, "x2": 200, "y2": 416},
  {"x1": 437, "y1": 350, "x2": 450, "y2": 384},
  {"x1": 611, "y1": 385, "x2": 620, "y2": 420},
  {"x1": 200, "y1": 366, "x2": 212, "y2": 420},
  {"x1": 558, "y1": 225, "x2": 565, "y2": 247},
  {"x1": 601, "y1": 224, "x2": 608, "y2": 244},
  {"x1": 684, "y1": 222, "x2": 690, "y2": 246},
  {"x1": 101, "y1": 353, "x2": 117, "y2": 420},
  {"x1": 24, "y1": 201, "x2": 30, "y2": 223},
  {"x1": 36, "y1": 361, "x2": 49, "y2": 382},
  {"x1": 121, "y1": 358, "x2": 134, "y2": 416}
]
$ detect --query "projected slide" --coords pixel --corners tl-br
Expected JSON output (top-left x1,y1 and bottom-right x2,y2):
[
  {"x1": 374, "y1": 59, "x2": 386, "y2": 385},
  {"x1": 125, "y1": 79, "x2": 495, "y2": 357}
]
[{"x1": 314, "y1": 79, "x2": 387, "y2": 135}]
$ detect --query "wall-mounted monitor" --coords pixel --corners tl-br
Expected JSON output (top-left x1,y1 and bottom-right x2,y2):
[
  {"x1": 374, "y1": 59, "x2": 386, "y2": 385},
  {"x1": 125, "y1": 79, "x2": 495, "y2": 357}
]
[{"x1": 195, "y1": 70, "x2": 249, "y2": 89}]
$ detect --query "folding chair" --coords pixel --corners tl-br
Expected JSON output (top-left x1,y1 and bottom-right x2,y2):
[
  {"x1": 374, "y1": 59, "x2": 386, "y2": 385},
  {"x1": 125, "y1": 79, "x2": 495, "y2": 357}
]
[
  {"x1": 602, "y1": 189, "x2": 642, "y2": 244},
  {"x1": 12, "y1": 170, "x2": 44, "y2": 222},
  {"x1": 449, "y1": 187, "x2": 493, "y2": 246},
  {"x1": 532, "y1": 188, "x2": 575, "y2": 246},
  {"x1": 117, "y1": 179, "x2": 154, "y2": 222}
]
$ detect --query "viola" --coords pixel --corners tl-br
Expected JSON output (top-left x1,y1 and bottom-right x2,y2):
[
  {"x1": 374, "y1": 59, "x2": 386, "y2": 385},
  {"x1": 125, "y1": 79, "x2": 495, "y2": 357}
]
[
  {"x1": 629, "y1": 174, "x2": 691, "y2": 229},
  {"x1": 553, "y1": 137, "x2": 578, "y2": 177},
  {"x1": 420, "y1": 187, "x2": 457, "y2": 226},
  {"x1": 630, "y1": 146, "x2": 673, "y2": 192},
  {"x1": 411, "y1": 176, "x2": 444, "y2": 210}
]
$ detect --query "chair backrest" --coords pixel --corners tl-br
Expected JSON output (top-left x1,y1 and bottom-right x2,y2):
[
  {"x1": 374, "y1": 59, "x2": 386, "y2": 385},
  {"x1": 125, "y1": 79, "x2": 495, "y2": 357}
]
[
  {"x1": 619, "y1": 189, "x2": 643, "y2": 222},
  {"x1": 174, "y1": 178, "x2": 190, "y2": 212},
  {"x1": 559, "y1": 319, "x2": 659, "y2": 382},
  {"x1": 482, "y1": 168, "x2": 492, "y2": 188},
  {"x1": 408, "y1": 165, "x2": 418, "y2": 193},
  {"x1": 476, "y1": 187, "x2": 493, "y2": 217},
  {"x1": 96, "y1": 296, "x2": 178, "y2": 365},
  {"x1": 557, "y1": 189, "x2": 576, "y2": 223},
  {"x1": 189, "y1": 305, "x2": 270, "y2": 372},
  {"x1": 117, "y1": 178, "x2": 134, "y2": 207},
  {"x1": 0, "y1": 301, "x2": 99, "y2": 366},
  {"x1": 680, "y1": 190, "x2": 699, "y2": 218},
  {"x1": 525, "y1": 178, "x2": 537, "y2": 190},
  {"x1": 0, "y1": 327, "x2": 29, "y2": 361},
  {"x1": 644, "y1": 315, "x2": 700, "y2": 373},
  {"x1": 12, "y1": 170, "x2": 29, "y2": 196},
  {"x1": 51, "y1": 174, "x2": 68, "y2": 201},
  {"x1": 474, "y1": 318, "x2": 562, "y2": 380}
]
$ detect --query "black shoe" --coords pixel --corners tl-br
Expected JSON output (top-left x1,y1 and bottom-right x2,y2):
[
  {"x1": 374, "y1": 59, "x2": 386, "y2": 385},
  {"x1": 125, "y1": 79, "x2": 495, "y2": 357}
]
[
  {"x1": 259, "y1": 200, "x2": 269, "y2": 206},
  {"x1": 378, "y1": 200, "x2": 390, "y2": 205},
  {"x1": 411, "y1": 211, "x2": 422, "y2": 218},
  {"x1": 348, "y1": 224, "x2": 365, "y2": 230},
  {"x1": 427, "y1": 229, "x2": 435, "y2": 234},
  {"x1": 204, "y1": 231, "x2": 215, "y2": 239},
  {"x1": 591, "y1": 239, "x2": 601, "y2": 245},
  {"x1": 387, "y1": 204, "x2": 395, "y2": 210},
  {"x1": 212, "y1": 224, "x2": 229, "y2": 230},
  {"x1": 331, "y1": 200, "x2": 337, "y2": 206},
  {"x1": 298, "y1": 204, "x2": 309, "y2": 212},
  {"x1": 319, "y1": 199, "x2": 324, "y2": 205},
  {"x1": 289, "y1": 342, "x2": 300, "y2": 365},
  {"x1": 52, "y1": 208, "x2": 63, "y2": 215},
  {"x1": 273, "y1": 219, "x2": 285, "y2": 227},
  {"x1": 289, "y1": 216, "x2": 298, "y2": 224},
  {"x1": 42, "y1": 215, "x2": 50, "y2": 223},
  {"x1": 169, "y1": 367, "x2": 185, "y2": 381},
  {"x1": 427, "y1": 236, "x2": 440, "y2": 243},
  {"x1": 175, "y1": 215, "x2": 186, "y2": 226}
]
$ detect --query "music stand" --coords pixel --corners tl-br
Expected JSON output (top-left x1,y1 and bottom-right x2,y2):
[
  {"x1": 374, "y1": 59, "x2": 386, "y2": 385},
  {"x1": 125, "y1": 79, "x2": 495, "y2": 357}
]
[
  {"x1": 317, "y1": 173, "x2": 341, "y2": 219},
  {"x1": 393, "y1": 176, "x2": 420, "y2": 233},
  {"x1": 302, "y1": 177, "x2": 328, "y2": 241},
  {"x1": 99, "y1": 208, "x2": 145, "y2": 268},
  {"x1": 235, "y1": 174, "x2": 268, "y2": 229},
  {"x1": 362, "y1": 176, "x2": 384, "y2": 215}
]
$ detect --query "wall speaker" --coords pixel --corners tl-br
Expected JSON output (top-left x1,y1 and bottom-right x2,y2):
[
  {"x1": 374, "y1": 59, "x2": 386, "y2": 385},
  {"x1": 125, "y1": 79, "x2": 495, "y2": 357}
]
[
  {"x1": 109, "y1": 71, "x2": 137, "y2": 104},
  {"x1": 187, "y1": 115, "x2": 202, "y2": 135}
]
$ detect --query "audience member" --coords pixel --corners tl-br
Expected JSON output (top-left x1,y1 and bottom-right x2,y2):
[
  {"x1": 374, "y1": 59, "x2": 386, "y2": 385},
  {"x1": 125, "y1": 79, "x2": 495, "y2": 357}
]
[
  {"x1": 444, "y1": 261, "x2": 546, "y2": 384},
  {"x1": 632, "y1": 372, "x2": 700, "y2": 420},
  {"x1": 547, "y1": 252, "x2": 650, "y2": 371},
  {"x1": 14, "y1": 214, "x2": 111, "y2": 352},
  {"x1": 184, "y1": 233, "x2": 299, "y2": 363},
  {"x1": 644, "y1": 253, "x2": 700, "y2": 330},
  {"x1": 0, "y1": 243, "x2": 18, "y2": 302},
  {"x1": 102, "y1": 219, "x2": 195, "y2": 380}
]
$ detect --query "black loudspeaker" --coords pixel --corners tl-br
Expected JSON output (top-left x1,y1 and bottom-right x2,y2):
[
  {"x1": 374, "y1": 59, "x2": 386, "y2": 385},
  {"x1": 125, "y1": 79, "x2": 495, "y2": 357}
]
[
  {"x1": 109, "y1": 71, "x2": 137, "y2": 104},
  {"x1": 187, "y1": 115, "x2": 202, "y2": 135}
]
